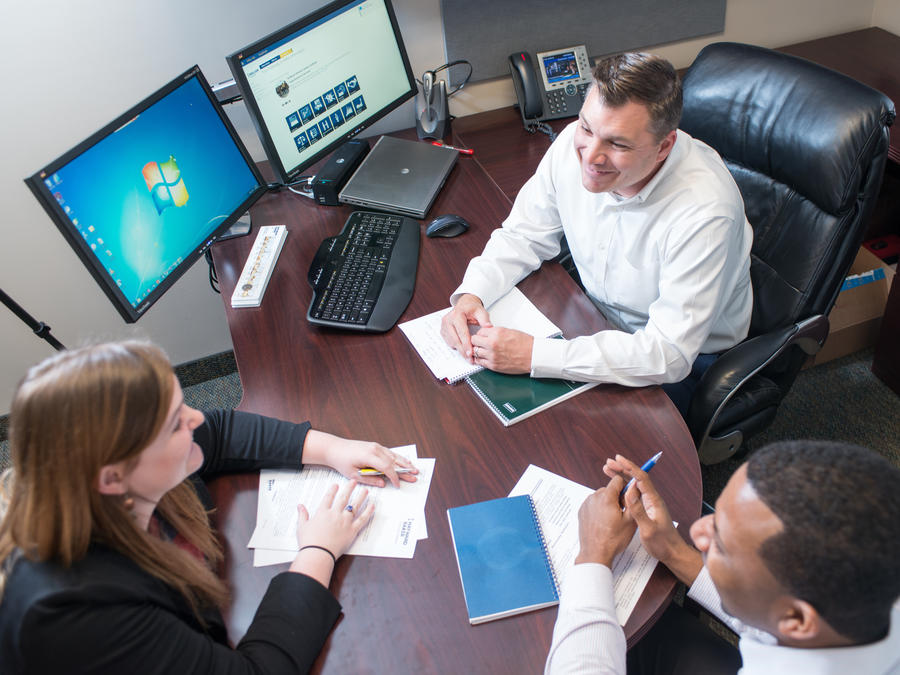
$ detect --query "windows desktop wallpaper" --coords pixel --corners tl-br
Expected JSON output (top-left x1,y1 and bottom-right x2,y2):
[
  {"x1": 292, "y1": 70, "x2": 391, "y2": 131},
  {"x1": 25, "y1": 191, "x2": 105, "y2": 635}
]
[{"x1": 48, "y1": 76, "x2": 259, "y2": 309}]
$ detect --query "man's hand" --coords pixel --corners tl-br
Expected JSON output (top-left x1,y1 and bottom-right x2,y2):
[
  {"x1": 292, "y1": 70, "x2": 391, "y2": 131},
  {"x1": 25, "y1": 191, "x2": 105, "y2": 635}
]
[
  {"x1": 440, "y1": 293, "x2": 492, "y2": 363},
  {"x1": 575, "y1": 475, "x2": 637, "y2": 567},
  {"x1": 604, "y1": 455, "x2": 703, "y2": 585},
  {"x1": 470, "y1": 326, "x2": 534, "y2": 374}
]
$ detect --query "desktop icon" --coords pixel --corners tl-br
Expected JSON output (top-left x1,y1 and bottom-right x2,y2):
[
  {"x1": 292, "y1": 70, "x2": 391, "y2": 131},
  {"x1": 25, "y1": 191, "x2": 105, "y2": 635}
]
[{"x1": 142, "y1": 155, "x2": 189, "y2": 214}]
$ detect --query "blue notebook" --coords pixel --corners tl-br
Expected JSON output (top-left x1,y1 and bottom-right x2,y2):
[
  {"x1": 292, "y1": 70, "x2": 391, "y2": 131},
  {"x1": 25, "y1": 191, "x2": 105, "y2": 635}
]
[{"x1": 447, "y1": 494, "x2": 559, "y2": 624}]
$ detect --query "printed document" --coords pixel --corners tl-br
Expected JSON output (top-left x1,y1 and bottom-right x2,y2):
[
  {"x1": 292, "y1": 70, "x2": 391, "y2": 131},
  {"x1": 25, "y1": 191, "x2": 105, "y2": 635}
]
[{"x1": 249, "y1": 445, "x2": 434, "y2": 565}]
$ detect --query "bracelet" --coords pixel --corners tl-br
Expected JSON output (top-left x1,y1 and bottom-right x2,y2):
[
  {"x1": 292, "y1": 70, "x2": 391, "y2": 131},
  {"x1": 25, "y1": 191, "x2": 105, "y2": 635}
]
[{"x1": 298, "y1": 544, "x2": 336, "y2": 565}]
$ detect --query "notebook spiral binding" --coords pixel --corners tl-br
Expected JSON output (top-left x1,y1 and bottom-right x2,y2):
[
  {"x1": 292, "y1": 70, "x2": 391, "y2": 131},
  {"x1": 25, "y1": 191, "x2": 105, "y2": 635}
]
[
  {"x1": 527, "y1": 494, "x2": 560, "y2": 599},
  {"x1": 466, "y1": 376, "x2": 508, "y2": 423}
]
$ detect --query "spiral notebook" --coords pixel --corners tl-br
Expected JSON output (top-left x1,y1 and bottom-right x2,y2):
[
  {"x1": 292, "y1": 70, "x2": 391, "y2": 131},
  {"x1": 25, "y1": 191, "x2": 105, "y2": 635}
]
[
  {"x1": 447, "y1": 494, "x2": 559, "y2": 624},
  {"x1": 465, "y1": 369, "x2": 597, "y2": 426}
]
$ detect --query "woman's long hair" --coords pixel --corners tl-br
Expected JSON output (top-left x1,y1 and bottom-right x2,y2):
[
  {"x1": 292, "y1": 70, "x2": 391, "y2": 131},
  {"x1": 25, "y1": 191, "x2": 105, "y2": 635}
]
[{"x1": 0, "y1": 341, "x2": 227, "y2": 618}]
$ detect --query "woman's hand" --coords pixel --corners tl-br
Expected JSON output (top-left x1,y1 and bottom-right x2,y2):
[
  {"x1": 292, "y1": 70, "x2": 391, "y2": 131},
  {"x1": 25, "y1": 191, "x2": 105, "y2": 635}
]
[
  {"x1": 290, "y1": 480, "x2": 374, "y2": 586},
  {"x1": 302, "y1": 430, "x2": 418, "y2": 488}
]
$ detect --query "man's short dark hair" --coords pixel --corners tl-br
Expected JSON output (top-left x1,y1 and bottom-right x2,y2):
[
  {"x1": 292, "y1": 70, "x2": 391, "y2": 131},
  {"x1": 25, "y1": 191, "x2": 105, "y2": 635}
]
[
  {"x1": 591, "y1": 52, "x2": 682, "y2": 140},
  {"x1": 746, "y1": 440, "x2": 900, "y2": 643}
]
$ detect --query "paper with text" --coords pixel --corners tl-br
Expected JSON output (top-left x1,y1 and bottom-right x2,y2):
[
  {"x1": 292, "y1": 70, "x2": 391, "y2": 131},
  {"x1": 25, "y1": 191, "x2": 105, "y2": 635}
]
[
  {"x1": 509, "y1": 464, "x2": 661, "y2": 625},
  {"x1": 399, "y1": 287, "x2": 562, "y2": 383},
  {"x1": 248, "y1": 445, "x2": 434, "y2": 563}
]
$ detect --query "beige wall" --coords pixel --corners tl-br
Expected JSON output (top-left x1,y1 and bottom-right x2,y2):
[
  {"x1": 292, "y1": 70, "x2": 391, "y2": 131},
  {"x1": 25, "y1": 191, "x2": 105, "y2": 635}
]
[
  {"x1": 873, "y1": 0, "x2": 900, "y2": 34},
  {"x1": 0, "y1": 0, "x2": 883, "y2": 414}
]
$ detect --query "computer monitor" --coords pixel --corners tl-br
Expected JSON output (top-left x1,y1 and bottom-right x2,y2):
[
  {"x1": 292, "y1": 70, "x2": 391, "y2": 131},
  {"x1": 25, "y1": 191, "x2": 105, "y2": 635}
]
[
  {"x1": 226, "y1": 0, "x2": 416, "y2": 184},
  {"x1": 25, "y1": 66, "x2": 267, "y2": 323}
]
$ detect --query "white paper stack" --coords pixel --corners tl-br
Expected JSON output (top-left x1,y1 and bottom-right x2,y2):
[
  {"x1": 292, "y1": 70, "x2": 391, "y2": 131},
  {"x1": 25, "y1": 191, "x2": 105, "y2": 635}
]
[{"x1": 248, "y1": 445, "x2": 434, "y2": 565}]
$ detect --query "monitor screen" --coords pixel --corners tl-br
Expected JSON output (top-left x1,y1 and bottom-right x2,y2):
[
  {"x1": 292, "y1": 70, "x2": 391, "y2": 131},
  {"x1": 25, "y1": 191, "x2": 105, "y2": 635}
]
[
  {"x1": 25, "y1": 67, "x2": 266, "y2": 323},
  {"x1": 227, "y1": 0, "x2": 416, "y2": 183}
]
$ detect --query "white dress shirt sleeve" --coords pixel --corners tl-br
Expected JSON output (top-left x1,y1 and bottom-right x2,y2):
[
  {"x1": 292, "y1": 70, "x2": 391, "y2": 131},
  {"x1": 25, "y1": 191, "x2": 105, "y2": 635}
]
[
  {"x1": 451, "y1": 133, "x2": 567, "y2": 310},
  {"x1": 544, "y1": 563, "x2": 627, "y2": 675},
  {"x1": 531, "y1": 212, "x2": 744, "y2": 385}
]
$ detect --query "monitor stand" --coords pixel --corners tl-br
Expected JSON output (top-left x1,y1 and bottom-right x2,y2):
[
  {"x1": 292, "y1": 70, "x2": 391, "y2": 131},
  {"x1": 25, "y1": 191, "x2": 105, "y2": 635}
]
[{"x1": 219, "y1": 212, "x2": 252, "y2": 240}]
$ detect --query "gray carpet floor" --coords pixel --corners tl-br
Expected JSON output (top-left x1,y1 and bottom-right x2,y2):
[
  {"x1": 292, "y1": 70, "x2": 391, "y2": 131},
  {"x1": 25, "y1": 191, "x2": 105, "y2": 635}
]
[{"x1": 2, "y1": 348, "x2": 898, "y2": 505}]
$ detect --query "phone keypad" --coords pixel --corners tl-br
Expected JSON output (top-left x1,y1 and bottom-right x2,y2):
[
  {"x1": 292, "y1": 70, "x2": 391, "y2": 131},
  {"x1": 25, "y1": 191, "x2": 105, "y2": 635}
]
[{"x1": 546, "y1": 83, "x2": 589, "y2": 116}]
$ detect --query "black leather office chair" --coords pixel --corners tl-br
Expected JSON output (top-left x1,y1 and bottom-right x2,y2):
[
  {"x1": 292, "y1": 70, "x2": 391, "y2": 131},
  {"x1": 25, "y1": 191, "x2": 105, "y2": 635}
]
[{"x1": 680, "y1": 42, "x2": 895, "y2": 465}]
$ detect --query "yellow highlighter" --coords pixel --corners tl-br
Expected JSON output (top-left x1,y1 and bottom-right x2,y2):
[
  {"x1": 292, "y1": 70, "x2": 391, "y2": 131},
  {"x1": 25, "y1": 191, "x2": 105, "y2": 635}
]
[{"x1": 357, "y1": 467, "x2": 415, "y2": 477}]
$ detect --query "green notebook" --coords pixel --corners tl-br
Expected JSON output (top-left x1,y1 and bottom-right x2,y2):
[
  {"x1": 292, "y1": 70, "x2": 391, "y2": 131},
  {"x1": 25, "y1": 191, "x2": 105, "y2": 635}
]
[{"x1": 465, "y1": 369, "x2": 597, "y2": 426}]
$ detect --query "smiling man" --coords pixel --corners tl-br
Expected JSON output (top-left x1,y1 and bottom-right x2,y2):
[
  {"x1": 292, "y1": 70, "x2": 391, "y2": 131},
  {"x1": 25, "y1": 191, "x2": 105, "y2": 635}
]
[
  {"x1": 440, "y1": 53, "x2": 753, "y2": 414},
  {"x1": 544, "y1": 441, "x2": 900, "y2": 674}
]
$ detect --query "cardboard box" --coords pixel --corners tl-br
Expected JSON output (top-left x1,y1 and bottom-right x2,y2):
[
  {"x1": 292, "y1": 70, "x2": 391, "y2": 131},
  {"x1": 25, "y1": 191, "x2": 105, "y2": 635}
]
[{"x1": 806, "y1": 247, "x2": 896, "y2": 367}]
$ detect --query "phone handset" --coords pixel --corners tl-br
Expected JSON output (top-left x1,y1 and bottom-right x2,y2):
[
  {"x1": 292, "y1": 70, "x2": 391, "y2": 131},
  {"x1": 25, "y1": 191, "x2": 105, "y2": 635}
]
[
  {"x1": 509, "y1": 51, "x2": 544, "y2": 119},
  {"x1": 508, "y1": 45, "x2": 592, "y2": 133}
]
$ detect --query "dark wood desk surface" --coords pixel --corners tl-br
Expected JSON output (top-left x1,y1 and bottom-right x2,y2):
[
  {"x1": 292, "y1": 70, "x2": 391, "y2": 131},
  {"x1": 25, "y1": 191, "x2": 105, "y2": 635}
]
[
  {"x1": 209, "y1": 127, "x2": 700, "y2": 673},
  {"x1": 776, "y1": 27, "x2": 900, "y2": 164},
  {"x1": 452, "y1": 109, "x2": 568, "y2": 202}
]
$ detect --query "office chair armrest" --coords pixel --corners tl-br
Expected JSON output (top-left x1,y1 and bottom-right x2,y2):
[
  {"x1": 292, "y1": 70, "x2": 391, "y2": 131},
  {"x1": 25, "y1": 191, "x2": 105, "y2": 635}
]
[{"x1": 687, "y1": 315, "x2": 829, "y2": 459}]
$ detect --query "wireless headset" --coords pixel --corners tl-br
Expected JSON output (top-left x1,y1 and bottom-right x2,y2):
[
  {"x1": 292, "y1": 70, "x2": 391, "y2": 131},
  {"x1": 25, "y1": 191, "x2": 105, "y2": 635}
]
[{"x1": 415, "y1": 60, "x2": 473, "y2": 140}]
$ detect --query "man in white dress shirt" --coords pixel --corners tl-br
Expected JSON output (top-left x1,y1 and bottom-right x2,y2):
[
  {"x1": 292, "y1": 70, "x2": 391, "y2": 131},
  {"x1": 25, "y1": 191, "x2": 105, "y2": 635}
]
[
  {"x1": 544, "y1": 440, "x2": 900, "y2": 674},
  {"x1": 440, "y1": 52, "x2": 753, "y2": 414}
]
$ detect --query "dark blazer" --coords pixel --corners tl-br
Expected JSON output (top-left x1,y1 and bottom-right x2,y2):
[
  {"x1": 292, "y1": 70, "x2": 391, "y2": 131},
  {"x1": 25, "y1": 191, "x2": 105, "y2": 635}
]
[{"x1": 0, "y1": 410, "x2": 342, "y2": 674}]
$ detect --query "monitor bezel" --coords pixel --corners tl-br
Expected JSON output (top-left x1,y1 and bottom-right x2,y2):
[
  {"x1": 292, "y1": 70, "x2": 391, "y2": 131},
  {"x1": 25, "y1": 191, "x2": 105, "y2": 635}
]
[
  {"x1": 226, "y1": 0, "x2": 416, "y2": 184},
  {"x1": 24, "y1": 65, "x2": 267, "y2": 323}
]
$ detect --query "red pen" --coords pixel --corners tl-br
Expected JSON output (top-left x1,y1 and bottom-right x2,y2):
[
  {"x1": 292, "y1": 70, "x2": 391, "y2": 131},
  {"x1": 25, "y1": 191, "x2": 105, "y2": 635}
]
[{"x1": 431, "y1": 141, "x2": 474, "y2": 155}]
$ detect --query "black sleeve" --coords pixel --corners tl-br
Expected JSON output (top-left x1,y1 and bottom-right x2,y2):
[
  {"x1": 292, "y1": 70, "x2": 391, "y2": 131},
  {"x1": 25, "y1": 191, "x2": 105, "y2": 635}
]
[
  {"x1": 19, "y1": 572, "x2": 341, "y2": 675},
  {"x1": 194, "y1": 409, "x2": 312, "y2": 479}
]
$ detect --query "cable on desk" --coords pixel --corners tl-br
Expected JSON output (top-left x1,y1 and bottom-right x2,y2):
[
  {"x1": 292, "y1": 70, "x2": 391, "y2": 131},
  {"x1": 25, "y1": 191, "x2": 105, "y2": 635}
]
[{"x1": 526, "y1": 121, "x2": 557, "y2": 142}]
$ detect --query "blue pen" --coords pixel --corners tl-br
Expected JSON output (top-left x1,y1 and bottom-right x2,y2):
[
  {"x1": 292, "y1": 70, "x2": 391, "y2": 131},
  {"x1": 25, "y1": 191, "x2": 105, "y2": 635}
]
[{"x1": 619, "y1": 451, "x2": 663, "y2": 501}]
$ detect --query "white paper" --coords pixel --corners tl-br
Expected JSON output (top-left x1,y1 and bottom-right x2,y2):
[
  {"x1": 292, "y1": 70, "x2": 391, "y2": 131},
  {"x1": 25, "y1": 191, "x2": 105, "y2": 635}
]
[
  {"x1": 509, "y1": 464, "x2": 661, "y2": 625},
  {"x1": 399, "y1": 287, "x2": 562, "y2": 383},
  {"x1": 248, "y1": 445, "x2": 435, "y2": 563}
]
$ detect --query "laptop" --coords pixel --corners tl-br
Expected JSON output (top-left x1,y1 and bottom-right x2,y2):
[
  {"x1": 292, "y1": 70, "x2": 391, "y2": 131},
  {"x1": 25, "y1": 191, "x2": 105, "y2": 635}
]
[{"x1": 338, "y1": 136, "x2": 458, "y2": 218}]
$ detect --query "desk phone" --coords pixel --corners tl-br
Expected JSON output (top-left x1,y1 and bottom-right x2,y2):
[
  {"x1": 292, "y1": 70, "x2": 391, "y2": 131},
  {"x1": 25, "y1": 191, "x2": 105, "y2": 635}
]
[{"x1": 509, "y1": 45, "x2": 592, "y2": 127}]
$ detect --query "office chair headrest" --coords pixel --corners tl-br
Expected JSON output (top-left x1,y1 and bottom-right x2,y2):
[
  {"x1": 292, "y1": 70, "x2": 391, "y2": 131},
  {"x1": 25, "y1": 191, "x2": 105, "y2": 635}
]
[{"x1": 681, "y1": 42, "x2": 895, "y2": 215}]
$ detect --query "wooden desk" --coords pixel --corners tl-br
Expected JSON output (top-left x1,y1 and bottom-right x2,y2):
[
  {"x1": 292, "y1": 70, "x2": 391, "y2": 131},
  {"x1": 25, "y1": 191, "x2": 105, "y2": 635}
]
[{"x1": 209, "y1": 128, "x2": 700, "y2": 673}]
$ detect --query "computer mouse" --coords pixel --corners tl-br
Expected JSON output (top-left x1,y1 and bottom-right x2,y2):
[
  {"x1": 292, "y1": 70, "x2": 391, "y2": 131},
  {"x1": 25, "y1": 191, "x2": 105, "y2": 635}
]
[{"x1": 426, "y1": 213, "x2": 470, "y2": 238}]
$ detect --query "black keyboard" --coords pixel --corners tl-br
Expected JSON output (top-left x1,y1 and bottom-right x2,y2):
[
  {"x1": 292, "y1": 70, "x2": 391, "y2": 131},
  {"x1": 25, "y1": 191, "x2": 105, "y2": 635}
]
[{"x1": 306, "y1": 211, "x2": 419, "y2": 332}]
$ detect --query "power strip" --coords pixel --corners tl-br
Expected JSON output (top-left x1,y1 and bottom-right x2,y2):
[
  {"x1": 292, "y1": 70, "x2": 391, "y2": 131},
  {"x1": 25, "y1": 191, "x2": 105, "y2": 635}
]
[{"x1": 230, "y1": 225, "x2": 288, "y2": 308}]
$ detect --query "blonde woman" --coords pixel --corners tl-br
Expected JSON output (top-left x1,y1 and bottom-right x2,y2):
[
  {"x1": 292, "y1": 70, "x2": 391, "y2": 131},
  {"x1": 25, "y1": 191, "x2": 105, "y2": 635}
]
[{"x1": 0, "y1": 341, "x2": 416, "y2": 673}]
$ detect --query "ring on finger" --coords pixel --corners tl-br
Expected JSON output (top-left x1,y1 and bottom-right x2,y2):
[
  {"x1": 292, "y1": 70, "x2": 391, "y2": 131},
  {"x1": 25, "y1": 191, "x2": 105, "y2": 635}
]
[{"x1": 345, "y1": 504, "x2": 354, "y2": 513}]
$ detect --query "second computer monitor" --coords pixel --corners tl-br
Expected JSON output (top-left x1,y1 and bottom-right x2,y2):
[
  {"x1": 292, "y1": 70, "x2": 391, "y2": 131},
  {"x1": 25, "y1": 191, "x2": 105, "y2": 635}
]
[{"x1": 227, "y1": 0, "x2": 416, "y2": 184}]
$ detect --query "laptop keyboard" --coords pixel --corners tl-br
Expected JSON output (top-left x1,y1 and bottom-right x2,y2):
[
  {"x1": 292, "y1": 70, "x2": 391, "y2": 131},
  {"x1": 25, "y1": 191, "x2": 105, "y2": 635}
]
[{"x1": 306, "y1": 210, "x2": 419, "y2": 332}]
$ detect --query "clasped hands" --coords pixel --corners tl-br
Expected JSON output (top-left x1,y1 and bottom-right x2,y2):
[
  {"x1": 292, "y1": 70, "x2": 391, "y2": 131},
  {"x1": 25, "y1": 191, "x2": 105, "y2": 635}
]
[
  {"x1": 576, "y1": 455, "x2": 696, "y2": 579},
  {"x1": 439, "y1": 293, "x2": 534, "y2": 374}
]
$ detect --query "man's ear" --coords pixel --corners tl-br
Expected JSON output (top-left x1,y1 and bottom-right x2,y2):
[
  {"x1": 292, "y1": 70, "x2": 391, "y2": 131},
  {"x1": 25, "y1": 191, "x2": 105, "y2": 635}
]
[
  {"x1": 96, "y1": 463, "x2": 128, "y2": 496},
  {"x1": 655, "y1": 129, "x2": 677, "y2": 163},
  {"x1": 774, "y1": 598, "x2": 821, "y2": 644}
]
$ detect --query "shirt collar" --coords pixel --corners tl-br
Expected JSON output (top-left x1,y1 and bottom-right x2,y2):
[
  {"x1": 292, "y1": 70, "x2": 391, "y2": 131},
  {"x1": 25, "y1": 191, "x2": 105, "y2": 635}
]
[{"x1": 738, "y1": 603, "x2": 900, "y2": 674}]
